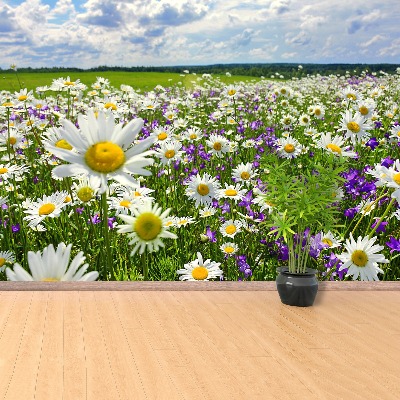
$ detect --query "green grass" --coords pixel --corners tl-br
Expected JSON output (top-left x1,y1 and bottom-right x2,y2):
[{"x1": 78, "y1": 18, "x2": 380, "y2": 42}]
[{"x1": 0, "y1": 70, "x2": 262, "y2": 93}]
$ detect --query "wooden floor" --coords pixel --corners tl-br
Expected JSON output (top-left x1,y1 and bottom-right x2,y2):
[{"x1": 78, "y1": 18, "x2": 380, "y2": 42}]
[{"x1": 0, "y1": 282, "x2": 399, "y2": 400}]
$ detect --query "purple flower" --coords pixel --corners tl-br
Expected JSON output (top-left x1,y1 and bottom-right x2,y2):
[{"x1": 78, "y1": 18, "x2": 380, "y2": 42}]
[
  {"x1": 324, "y1": 252, "x2": 346, "y2": 280},
  {"x1": 370, "y1": 218, "x2": 388, "y2": 234},
  {"x1": 205, "y1": 226, "x2": 217, "y2": 243},
  {"x1": 12, "y1": 223, "x2": 20, "y2": 233},
  {"x1": 386, "y1": 236, "x2": 400, "y2": 253},
  {"x1": 366, "y1": 137, "x2": 379, "y2": 150},
  {"x1": 89, "y1": 214, "x2": 101, "y2": 225}
]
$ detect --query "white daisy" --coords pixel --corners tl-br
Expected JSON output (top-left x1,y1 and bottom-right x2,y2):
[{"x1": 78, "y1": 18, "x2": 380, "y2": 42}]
[
  {"x1": 316, "y1": 132, "x2": 357, "y2": 158},
  {"x1": 320, "y1": 231, "x2": 342, "y2": 249},
  {"x1": 217, "y1": 183, "x2": 247, "y2": 202},
  {"x1": 175, "y1": 216, "x2": 196, "y2": 227},
  {"x1": 389, "y1": 125, "x2": 400, "y2": 142},
  {"x1": 312, "y1": 104, "x2": 325, "y2": 119},
  {"x1": 150, "y1": 125, "x2": 175, "y2": 143},
  {"x1": 117, "y1": 200, "x2": 177, "y2": 255},
  {"x1": 206, "y1": 133, "x2": 230, "y2": 157},
  {"x1": 276, "y1": 136, "x2": 303, "y2": 159},
  {"x1": 183, "y1": 127, "x2": 203, "y2": 142},
  {"x1": 0, "y1": 163, "x2": 22, "y2": 181},
  {"x1": 0, "y1": 250, "x2": 16, "y2": 273},
  {"x1": 71, "y1": 175, "x2": 102, "y2": 204},
  {"x1": 220, "y1": 219, "x2": 243, "y2": 238},
  {"x1": 337, "y1": 234, "x2": 388, "y2": 281},
  {"x1": 176, "y1": 252, "x2": 223, "y2": 281},
  {"x1": 185, "y1": 173, "x2": 220, "y2": 207},
  {"x1": 199, "y1": 206, "x2": 217, "y2": 218},
  {"x1": 339, "y1": 110, "x2": 372, "y2": 145},
  {"x1": 155, "y1": 139, "x2": 183, "y2": 165},
  {"x1": 6, "y1": 243, "x2": 98, "y2": 281},
  {"x1": 23, "y1": 191, "x2": 69, "y2": 227},
  {"x1": 232, "y1": 162, "x2": 258, "y2": 186},
  {"x1": 220, "y1": 242, "x2": 239, "y2": 256},
  {"x1": 47, "y1": 109, "x2": 156, "y2": 193}
]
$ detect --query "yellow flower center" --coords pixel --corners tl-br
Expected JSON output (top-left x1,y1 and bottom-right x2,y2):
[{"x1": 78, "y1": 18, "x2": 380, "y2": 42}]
[
  {"x1": 158, "y1": 132, "x2": 168, "y2": 140},
  {"x1": 284, "y1": 144, "x2": 295, "y2": 153},
  {"x1": 85, "y1": 141, "x2": 125, "y2": 173},
  {"x1": 165, "y1": 150, "x2": 175, "y2": 159},
  {"x1": 2, "y1": 102, "x2": 13, "y2": 107},
  {"x1": 64, "y1": 81, "x2": 75, "y2": 86},
  {"x1": 393, "y1": 173, "x2": 400, "y2": 185},
  {"x1": 134, "y1": 191, "x2": 142, "y2": 197},
  {"x1": 213, "y1": 142, "x2": 222, "y2": 151},
  {"x1": 36, "y1": 104, "x2": 43, "y2": 109},
  {"x1": 189, "y1": 134, "x2": 197, "y2": 140},
  {"x1": 240, "y1": 171, "x2": 250, "y2": 180},
  {"x1": 197, "y1": 184, "x2": 210, "y2": 196},
  {"x1": 77, "y1": 187, "x2": 94, "y2": 202},
  {"x1": 283, "y1": 118, "x2": 291, "y2": 125},
  {"x1": 225, "y1": 189, "x2": 237, "y2": 197},
  {"x1": 64, "y1": 196, "x2": 71, "y2": 203},
  {"x1": 228, "y1": 89, "x2": 236, "y2": 96},
  {"x1": 322, "y1": 238, "x2": 333, "y2": 247},
  {"x1": 38, "y1": 203, "x2": 56, "y2": 216},
  {"x1": 346, "y1": 93, "x2": 356, "y2": 100},
  {"x1": 347, "y1": 121, "x2": 360, "y2": 133},
  {"x1": 104, "y1": 102, "x2": 117, "y2": 110},
  {"x1": 359, "y1": 106, "x2": 369, "y2": 115},
  {"x1": 26, "y1": 120, "x2": 34, "y2": 126},
  {"x1": 134, "y1": 212, "x2": 162, "y2": 241},
  {"x1": 225, "y1": 225, "x2": 236, "y2": 235},
  {"x1": 0, "y1": 258, "x2": 5, "y2": 267},
  {"x1": 18, "y1": 95, "x2": 27, "y2": 101},
  {"x1": 280, "y1": 88, "x2": 287, "y2": 95},
  {"x1": 224, "y1": 246, "x2": 235, "y2": 253},
  {"x1": 351, "y1": 250, "x2": 368, "y2": 267},
  {"x1": 314, "y1": 108, "x2": 321, "y2": 116},
  {"x1": 120, "y1": 200, "x2": 131, "y2": 208},
  {"x1": 41, "y1": 278, "x2": 60, "y2": 282},
  {"x1": 0, "y1": 168, "x2": 8, "y2": 174},
  {"x1": 55, "y1": 139, "x2": 73, "y2": 150},
  {"x1": 8, "y1": 137, "x2": 17, "y2": 145},
  {"x1": 326, "y1": 143, "x2": 342, "y2": 154},
  {"x1": 191, "y1": 266, "x2": 209, "y2": 280}
]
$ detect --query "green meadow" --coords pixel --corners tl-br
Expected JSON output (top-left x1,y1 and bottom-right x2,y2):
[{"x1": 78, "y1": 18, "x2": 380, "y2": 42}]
[{"x1": 0, "y1": 70, "x2": 261, "y2": 92}]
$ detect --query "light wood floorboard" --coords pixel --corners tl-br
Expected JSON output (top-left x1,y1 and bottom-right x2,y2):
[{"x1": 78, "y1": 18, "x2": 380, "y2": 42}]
[{"x1": 0, "y1": 288, "x2": 398, "y2": 400}]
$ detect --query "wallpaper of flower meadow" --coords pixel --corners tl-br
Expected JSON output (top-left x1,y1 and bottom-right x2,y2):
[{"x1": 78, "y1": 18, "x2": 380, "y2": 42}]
[{"x1": 1, "y1": 69, "x2": 400, "y2": 282}]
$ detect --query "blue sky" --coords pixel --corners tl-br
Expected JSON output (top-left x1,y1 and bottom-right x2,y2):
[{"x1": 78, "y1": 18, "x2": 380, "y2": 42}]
[{"x1": 1, "y1": 0, "x2": 399, "y2": 69}]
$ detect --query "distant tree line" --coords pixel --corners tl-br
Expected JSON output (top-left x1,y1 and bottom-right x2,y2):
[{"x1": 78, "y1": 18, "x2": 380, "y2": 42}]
[{"x1": 2, "y1": 63, "x2": 399, "y2": 77}]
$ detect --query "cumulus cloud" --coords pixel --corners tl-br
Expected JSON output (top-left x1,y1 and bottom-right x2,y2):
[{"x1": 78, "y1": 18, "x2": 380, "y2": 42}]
[
  {"x1": 285, "y1": 31, "x2": 311, "y2": 46},
  {"x1": 0, "y1": 0, "x2": 398, "y2": 68},
  {"x1": 270, "y1": 0, "x2": 291, "y2": 15},
  {"x1": 0, "y1": 4, "x2": 18, "y2": 32},
  {"x1": 77, "y1": 0, "x2": 124, "y2": 28},
  {"x1": 360, "y1": 34, "x2": 386, "y2": 48},
  {"x1": 347, "y1": 9, "x2": 384, "y2": 34}
]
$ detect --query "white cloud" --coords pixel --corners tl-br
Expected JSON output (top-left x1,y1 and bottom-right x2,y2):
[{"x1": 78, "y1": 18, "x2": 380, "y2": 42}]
[
  {"x1": 360, "y1": 34, "x2": 386, "y2": 48},
  {"x1": 0, "y1": 0, "x2": 399, "y2": 68}
]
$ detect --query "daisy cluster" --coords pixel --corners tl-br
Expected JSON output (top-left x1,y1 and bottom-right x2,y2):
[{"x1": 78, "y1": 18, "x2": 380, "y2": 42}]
[{"x1": 1, "y1": 70, "x2": 400, "y2": 281}]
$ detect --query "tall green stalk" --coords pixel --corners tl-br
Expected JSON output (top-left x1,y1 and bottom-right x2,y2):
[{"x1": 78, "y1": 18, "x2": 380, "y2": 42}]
[{"x1": 101, "y1": 192, "x2": 113, "y2": 280}]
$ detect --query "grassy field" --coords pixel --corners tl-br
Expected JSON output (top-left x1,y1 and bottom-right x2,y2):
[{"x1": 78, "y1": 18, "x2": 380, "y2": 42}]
[{"x1": 0, "y1": 70, "x2": 261, "y2": 93}]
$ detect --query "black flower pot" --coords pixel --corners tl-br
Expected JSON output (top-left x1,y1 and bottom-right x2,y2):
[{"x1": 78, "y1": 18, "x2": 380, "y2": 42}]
[{"x1": 276, "y1": 267, "x2": 318, "y2": 307}]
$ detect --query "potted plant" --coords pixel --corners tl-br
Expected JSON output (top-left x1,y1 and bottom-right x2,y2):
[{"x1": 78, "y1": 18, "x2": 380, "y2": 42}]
[{"x1": 260, "y1": 150, "x2": 346, "y2": 306}]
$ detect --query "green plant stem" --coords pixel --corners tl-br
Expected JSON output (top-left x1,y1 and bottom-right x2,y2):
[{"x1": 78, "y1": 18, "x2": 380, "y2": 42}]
[
  {"x1": 101, "y1": 192, "x2": 113, "y2": 280},
  {"x1": 368, "y1": 198, "x2": 396, "y2": 238},
  {"x1": 348, "y1": 192, "x2": 389, "y2": 237},
  {"x1": 142, "y1": 251, "x2": 149, "y2": 281}
]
